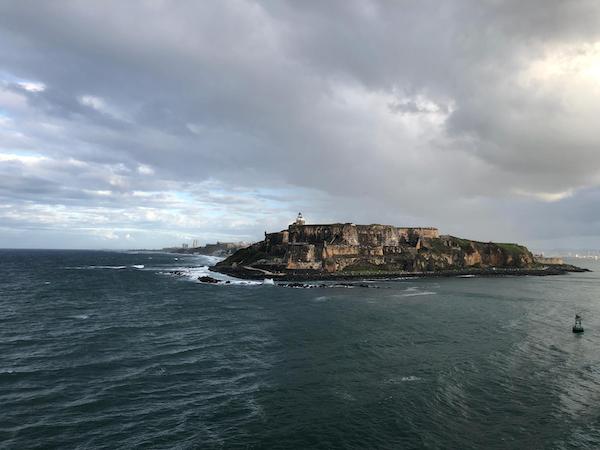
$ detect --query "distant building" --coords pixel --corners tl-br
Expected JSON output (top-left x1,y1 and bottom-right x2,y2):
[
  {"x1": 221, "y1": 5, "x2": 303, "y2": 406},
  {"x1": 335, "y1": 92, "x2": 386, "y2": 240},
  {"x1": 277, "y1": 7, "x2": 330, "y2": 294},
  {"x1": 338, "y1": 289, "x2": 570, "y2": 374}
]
[
  {"x1": 182, "y1": 243, "x2": 189, "y2": 249},
  {"x1": 295, "y1": 212, "x2": 306, "y2": 225},
  {"x1": 192, "y1": 239, "x2": 198, "y2": 248}
]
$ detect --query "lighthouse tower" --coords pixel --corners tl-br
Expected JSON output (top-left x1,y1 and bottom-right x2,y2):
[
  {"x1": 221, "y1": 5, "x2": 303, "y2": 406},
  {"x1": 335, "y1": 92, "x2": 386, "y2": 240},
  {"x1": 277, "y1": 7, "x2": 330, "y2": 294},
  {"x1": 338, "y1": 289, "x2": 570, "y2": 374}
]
[{"x1": 295, "y1": 212, "x2": 306, "y2": 225}]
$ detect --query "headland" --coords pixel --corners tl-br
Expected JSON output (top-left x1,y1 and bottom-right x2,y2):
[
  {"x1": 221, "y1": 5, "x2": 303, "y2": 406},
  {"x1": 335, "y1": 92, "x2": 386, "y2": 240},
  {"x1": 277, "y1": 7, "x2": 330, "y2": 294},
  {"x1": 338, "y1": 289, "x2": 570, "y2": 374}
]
[{"x1": 211, "y1": 214, "x2": 586, "y2": 280}]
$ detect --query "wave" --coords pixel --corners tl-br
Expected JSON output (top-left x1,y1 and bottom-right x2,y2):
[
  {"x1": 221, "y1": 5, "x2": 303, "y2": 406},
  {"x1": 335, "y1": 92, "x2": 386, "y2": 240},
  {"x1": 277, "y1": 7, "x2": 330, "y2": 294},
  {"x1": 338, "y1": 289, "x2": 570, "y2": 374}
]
[
  {"x1": 385, "y1": 375, "x2": 423, "y2": 384},
  {"x1": 66, "y1": 266, "x2": 127, "y2": 270},
  {"x1": 160, "y1": 265, "x2": 262, "y2": 286},
  {"x1": 401, "y1": 376, "x2": 422, "y2": 382},
  {"x1": 401, "y1": 291, "x2": 437, "y2": 297},
  {"x1": 70, "y1": 314, "x2": 89, "y2": 320},
  {"x1": 132, "y1": 264, "x2": 145, "y2": 269}
]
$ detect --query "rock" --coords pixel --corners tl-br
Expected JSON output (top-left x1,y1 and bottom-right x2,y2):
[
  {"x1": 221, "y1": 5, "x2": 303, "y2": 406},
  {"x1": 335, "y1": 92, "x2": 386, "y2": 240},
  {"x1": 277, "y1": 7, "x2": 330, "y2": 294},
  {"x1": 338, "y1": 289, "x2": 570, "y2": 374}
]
[{"x1": 198, "y1": 276, "x2": 221, "y2": 284}]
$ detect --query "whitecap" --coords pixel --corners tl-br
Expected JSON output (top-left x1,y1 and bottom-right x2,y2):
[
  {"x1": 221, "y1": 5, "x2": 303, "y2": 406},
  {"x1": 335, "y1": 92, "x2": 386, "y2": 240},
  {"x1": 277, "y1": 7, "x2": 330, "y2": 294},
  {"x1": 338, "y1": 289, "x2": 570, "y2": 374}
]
[
  {"x1": 401, "y1": 291, "x2": 437, "y2": 297},
  {"x1": 72, "y1": 314, "x2": 89, "y2": 320},
  {"x1": 333, "y1": 389, "x2": 356, "y2": 401},
  {"x1": 385, "y1": 375, "x2": 423, "y2": 384},
  {"x1": 132, "y1": 264, "x2": 145, "y2": 269},
  {"x1": 263, "y1": 278, "x2": 275, "y2": 285},
  {"x1": 161, "y1": 265, "x2": 262, "y2": 286},
  {"x1": 401, "y1": 375, "x2": 422, "y2": 382}
]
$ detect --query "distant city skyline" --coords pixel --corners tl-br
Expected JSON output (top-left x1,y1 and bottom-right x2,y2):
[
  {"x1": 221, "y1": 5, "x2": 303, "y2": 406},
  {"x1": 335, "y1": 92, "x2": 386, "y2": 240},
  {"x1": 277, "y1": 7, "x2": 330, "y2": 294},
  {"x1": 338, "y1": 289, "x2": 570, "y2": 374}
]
[{"x1": 2, "y1": 1, "x2": 600, "y2": 251}]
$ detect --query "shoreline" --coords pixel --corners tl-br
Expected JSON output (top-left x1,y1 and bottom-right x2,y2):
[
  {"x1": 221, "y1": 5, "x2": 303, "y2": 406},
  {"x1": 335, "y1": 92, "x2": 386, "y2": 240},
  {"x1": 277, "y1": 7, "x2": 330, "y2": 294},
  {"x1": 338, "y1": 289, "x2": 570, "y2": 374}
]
[{"x1": 210, "y1": 264, "x2": 590, "y2": 281}]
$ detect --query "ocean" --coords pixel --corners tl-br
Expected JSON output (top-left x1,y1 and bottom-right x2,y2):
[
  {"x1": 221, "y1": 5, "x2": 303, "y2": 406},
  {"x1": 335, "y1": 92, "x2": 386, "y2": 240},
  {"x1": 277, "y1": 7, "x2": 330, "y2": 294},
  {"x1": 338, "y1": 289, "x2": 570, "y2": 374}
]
[{"x1": 1, "y1": 249, "x2": 600, "y2": 449}]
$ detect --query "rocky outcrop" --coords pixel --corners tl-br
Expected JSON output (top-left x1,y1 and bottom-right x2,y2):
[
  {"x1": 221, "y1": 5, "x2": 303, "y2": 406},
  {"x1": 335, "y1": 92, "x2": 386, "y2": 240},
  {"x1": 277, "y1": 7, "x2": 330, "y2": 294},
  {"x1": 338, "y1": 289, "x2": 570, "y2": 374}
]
[{"x1": 211, "y1": 222, "x2": 561, "y2": 280}]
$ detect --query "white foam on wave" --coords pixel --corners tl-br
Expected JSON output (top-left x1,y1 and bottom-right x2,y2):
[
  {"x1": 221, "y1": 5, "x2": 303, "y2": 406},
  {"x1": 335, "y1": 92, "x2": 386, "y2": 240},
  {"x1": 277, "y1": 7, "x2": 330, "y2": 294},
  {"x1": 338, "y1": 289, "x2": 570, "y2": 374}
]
[
  {"x1": 385, "y1": 375, "x2": 423, "y2": 384},
  {"x1": 393, "y1": 286, "x2": 438, "y2": 297},
  {"x1": 66, "y1": 265, "x2": 127, "y2": 270},
  {"x1": 197, "y1": 255, "x2": 225, "y2": 266},
  {"x1": 72, "y1": 314, "x2": 89, "y2": 320},
  {"x1": 263, "y1": 278, "x2": 275, "y2": 285},
  {"x1": 161, "y1": 265, "x2": 262, "y2": 286},
  {"x1": 400, "y1": 291, "x2": 437, "y2": 297},
  {"x1": 457, "y1": 274, "x2": 476, "y2": 278},
  {"x1": 401, "y1": 375, "x2": 422, "y2": 382},
  {"x1": 132, "y1": 264, "x2": 145, "y2": 269}
]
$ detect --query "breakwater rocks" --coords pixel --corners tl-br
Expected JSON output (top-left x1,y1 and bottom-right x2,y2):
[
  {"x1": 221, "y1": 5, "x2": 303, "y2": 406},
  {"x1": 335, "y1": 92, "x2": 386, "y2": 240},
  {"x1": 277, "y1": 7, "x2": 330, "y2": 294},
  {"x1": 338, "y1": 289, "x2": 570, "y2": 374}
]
[
  {"x1": 213, "y1": 264, "x2": 588, "y2": 281},
  {"x1": 212, "y1": 222, "x2": 588, "y2": 280},
  {"x1": 194, "y1": 275, "x2": 380, "y2": 289}
]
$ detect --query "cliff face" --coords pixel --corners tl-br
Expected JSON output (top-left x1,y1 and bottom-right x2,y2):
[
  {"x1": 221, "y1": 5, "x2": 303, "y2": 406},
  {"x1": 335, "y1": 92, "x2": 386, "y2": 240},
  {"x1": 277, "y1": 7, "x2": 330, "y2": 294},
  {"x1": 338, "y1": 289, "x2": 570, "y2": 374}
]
[{"x1": 213, "y1": 223, "x2": 536, "y2": 278}]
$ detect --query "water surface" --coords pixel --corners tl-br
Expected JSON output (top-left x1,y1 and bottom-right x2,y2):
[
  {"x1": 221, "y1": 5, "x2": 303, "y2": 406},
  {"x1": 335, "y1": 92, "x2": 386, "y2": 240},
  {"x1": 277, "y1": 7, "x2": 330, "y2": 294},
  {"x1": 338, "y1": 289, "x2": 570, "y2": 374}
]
[{"x1": 1, "y1": 250, "x2": 599, "y2": 449}]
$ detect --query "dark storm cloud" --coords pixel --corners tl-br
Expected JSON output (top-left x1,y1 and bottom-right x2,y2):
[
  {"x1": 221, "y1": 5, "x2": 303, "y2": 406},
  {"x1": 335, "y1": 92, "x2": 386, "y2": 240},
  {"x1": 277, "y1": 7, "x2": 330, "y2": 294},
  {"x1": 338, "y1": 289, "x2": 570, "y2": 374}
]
[{"x1": 1, "y1": 0, "x2": 600, "y2": 248}]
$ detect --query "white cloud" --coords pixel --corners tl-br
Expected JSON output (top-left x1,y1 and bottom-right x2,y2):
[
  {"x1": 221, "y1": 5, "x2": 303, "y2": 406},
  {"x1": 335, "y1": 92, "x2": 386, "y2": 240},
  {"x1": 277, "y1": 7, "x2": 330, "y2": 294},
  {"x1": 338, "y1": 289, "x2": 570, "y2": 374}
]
[
  {"x1": 514, "y1": 189, "x2": 574, "y2": 202},
  {"x1": 79, "y1": 95, "x2": 106, "y2": 111},
  {"x1": 18, "y1": 81, "x2": 45, "y2": 92},
  {"x1": 137, "y1": 164, "x2": 154, "y2": 175},
  {"x1": 0, "y1": 152, "x2": 47, "y2": 164}
]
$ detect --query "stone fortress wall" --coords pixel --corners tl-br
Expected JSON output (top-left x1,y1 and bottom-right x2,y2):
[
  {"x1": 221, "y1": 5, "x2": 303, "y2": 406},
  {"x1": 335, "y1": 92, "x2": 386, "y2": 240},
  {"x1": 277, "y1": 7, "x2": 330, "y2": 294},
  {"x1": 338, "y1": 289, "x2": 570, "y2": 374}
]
[
  {"x1": 287, "y1": 223, "x2": 439, "y2": 246},
  {"x1": 264, "y1": 222, "x2": 440, "y2": 272}
]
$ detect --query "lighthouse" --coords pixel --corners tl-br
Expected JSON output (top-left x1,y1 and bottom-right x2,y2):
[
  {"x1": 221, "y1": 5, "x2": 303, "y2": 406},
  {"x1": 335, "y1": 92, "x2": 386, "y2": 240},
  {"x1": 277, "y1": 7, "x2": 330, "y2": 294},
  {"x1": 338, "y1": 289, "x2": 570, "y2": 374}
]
[{"x1": 295, "y1": 212, "x2": 306, "y2": 225}]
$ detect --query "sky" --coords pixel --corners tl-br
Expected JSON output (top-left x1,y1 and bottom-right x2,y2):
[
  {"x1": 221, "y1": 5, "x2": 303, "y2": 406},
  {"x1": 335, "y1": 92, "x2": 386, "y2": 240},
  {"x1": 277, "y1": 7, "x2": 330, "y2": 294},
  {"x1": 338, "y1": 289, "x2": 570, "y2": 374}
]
[{"x1": 1, "y1": 1, "x2": 600, "y2": 250}]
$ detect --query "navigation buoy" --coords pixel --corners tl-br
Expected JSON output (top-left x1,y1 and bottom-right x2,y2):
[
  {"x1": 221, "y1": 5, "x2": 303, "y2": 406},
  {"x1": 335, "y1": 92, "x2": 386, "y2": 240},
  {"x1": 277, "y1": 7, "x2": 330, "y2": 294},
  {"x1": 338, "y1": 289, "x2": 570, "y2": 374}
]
[{"x1": 573, "y1": 314, "x2": 584, "y2": 333}]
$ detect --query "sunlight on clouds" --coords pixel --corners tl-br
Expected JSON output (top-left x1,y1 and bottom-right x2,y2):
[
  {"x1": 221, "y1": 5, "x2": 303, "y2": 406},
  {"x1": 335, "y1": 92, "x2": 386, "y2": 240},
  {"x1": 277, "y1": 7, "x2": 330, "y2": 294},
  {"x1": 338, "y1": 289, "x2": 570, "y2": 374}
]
[
  {"x1": 514, "y1": 188, "x2": 574, "y2": 202},
  {"x1": 17, "y1": 81, "x2": 45, "y2": 92},
  {"x1": 0, "y1": 152, "x2": 47, "y2": 164},
  {"x1": 84, "y1": 190, "x2": 112, "y2": 197},
  {"x1": 523, "y1": 42, "x2": 600, "y2": 89}
]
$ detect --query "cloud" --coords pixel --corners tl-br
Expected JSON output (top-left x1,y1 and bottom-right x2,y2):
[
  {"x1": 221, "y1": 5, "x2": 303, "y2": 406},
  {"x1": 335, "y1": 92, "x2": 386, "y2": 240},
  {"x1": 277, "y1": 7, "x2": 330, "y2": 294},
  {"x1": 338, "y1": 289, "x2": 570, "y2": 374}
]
[{"x1": 0, "y1": 1, "x2": 599, "y2": 249}]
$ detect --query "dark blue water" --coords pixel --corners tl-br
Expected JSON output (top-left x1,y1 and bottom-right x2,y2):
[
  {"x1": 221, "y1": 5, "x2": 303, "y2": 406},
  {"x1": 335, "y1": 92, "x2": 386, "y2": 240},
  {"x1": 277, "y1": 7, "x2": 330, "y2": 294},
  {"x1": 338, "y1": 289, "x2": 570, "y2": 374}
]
[{"x1": 2, "y1": 249, "x2": 600, "y2": 449}]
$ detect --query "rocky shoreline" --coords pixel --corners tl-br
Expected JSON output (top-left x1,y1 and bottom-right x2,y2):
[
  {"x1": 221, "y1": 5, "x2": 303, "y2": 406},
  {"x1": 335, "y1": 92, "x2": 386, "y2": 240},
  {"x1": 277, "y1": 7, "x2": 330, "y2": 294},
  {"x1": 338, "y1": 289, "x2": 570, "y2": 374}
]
[{"x1": 210, "y1": 263, "x2": 589, "y2": 281}]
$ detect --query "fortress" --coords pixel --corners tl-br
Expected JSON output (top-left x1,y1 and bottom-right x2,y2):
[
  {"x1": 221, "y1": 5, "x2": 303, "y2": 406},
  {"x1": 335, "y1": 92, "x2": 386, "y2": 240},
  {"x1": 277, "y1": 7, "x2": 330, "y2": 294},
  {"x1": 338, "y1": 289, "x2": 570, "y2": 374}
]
[
  {"x1": 212, "y1": 213, "x2": 583, "y2": 280},
  {"x1": 263, "y1": 214, "x2": 440, "y2": 272}
]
